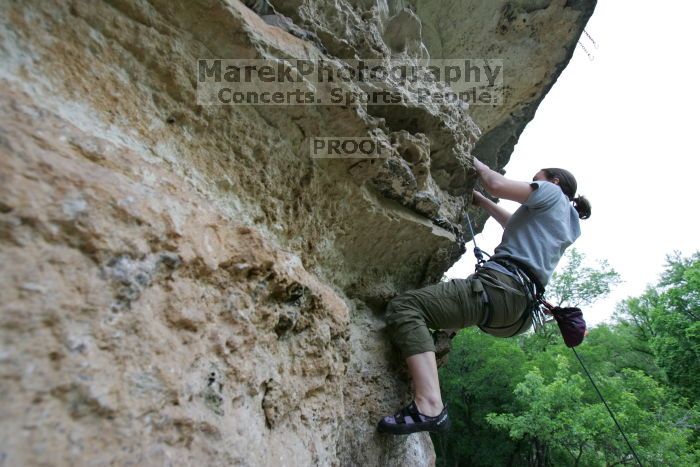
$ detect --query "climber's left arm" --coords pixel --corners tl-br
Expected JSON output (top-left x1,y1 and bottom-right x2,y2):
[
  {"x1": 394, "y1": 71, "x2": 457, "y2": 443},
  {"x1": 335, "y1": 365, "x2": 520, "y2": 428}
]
[{"x1": 472, "y1": 190, "x2": 511, "y2": 228}]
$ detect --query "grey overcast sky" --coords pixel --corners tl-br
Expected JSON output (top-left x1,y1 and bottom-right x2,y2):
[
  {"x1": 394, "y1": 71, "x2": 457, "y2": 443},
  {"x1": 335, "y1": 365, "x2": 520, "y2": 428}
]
[{"x1": 446, "y1": 0, "x2": 700, "y2": 325}]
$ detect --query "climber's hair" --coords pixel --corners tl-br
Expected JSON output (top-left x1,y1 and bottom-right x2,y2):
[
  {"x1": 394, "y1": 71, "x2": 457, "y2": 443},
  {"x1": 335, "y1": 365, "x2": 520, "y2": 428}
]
[{"x1": 541, "y1": 168, "x2": 591, "y2": 220}]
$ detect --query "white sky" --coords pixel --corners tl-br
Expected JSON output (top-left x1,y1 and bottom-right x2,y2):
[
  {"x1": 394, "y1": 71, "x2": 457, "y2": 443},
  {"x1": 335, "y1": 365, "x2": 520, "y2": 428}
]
[{"x1": 446, "y1": 0, "x2": 700, "y2": 326}]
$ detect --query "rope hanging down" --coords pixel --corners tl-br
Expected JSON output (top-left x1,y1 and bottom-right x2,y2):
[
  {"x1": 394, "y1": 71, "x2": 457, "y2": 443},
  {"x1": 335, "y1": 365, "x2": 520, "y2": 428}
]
[{"x1": 572, "y1": 348, "x2": 644, "y2": 467}]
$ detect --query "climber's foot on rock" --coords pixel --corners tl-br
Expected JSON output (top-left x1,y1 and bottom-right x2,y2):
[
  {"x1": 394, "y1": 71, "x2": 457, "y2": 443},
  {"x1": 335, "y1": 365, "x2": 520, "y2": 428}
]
[{"x1": 377, "y1": 401, "x2": 450, "y2": 435}]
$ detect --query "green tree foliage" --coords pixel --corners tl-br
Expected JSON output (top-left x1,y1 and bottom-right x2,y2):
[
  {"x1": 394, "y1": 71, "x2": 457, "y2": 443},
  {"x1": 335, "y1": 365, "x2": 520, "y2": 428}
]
[
  {"x1": 570, "y1": 324, "x2": 662, "y2": 381},
  {"x1": 615, "y1": 252, "x2": 700, "y2": 400},
  {"x1": 547, "y1": 248, "x2": 621, "y2": 308},
  {"x1": 487, "y1": 356, "x2": 698, "y2": 466}
]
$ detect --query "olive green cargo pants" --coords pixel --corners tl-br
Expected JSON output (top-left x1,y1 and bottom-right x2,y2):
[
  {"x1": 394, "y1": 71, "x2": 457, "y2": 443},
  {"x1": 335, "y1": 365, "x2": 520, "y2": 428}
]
[{"x1": 384, "y1": 267, "x2": 532, "y2": 359}]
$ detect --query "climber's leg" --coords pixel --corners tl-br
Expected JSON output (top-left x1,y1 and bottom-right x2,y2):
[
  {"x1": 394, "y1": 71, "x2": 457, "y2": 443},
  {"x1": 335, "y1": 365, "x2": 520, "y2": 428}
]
[
  {"x1": 406, "y1": 350, "x2": 442, "y2": 416},
  {"x1": 378, "y1": 269, "x2": 531, "y2": 434},
  {"x1": 378, "y1": 275, "x2": 487, "y2": 434},
  {"x1": 377, "y1": 346, "x2": 451, "y2": 434},
  {"x1": 384, "y1": 274, "x2": 488, "y2": 359}
]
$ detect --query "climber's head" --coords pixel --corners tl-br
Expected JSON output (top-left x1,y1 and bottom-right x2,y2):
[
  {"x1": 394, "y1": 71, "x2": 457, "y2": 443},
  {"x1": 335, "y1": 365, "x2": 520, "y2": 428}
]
[{"x1": 533, "y1": 168, "x2": 591, "y2": 220}]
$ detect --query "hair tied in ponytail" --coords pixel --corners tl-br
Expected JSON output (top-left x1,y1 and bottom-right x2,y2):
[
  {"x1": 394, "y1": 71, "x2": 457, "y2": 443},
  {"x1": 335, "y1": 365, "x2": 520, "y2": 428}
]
[{"x1": 572, "y1": 194, "x2": 592, "y2": 220}]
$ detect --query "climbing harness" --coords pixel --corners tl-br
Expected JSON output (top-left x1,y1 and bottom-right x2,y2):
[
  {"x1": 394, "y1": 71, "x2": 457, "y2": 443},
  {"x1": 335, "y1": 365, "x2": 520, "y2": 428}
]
[
  {"x1": 463, "y1": 205, "x2": 643, "y2": 466},
  {"x1": 464, "y1": 210, "x2": 541, "y2": 335},
  {"x1": 463, "y1": 208, "x2": 583, "y2": 339},
  {"x1": 464, "y1": 209, "x2": 550, "y2": 335},
  {"x1": 491, "y1": 257, "x2": 548, "y2": 334}
]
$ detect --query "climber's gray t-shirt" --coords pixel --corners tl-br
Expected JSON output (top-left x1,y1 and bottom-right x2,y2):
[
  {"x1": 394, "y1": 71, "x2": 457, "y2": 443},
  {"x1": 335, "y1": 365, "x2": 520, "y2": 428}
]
[{"x1": 484, "y1": 180, "x2": 581, "y2": 287}]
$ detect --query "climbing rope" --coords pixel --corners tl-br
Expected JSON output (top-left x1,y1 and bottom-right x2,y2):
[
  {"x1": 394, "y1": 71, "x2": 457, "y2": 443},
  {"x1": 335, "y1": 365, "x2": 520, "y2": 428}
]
[{"x1": 572, "y1": 348, "x2": 644, "y2": 467}]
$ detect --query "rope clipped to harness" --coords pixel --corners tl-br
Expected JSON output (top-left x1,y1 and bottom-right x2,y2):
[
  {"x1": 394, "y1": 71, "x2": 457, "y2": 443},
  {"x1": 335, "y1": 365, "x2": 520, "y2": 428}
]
[{"x1": 464, "y1": 208, "x2": 490, "y2": 271}]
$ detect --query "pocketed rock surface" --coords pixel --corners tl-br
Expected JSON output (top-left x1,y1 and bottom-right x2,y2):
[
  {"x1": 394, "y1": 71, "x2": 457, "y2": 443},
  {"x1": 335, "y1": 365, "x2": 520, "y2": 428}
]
[{"x1": 0, "y1": 0, "x2": 595, "y2": 465}]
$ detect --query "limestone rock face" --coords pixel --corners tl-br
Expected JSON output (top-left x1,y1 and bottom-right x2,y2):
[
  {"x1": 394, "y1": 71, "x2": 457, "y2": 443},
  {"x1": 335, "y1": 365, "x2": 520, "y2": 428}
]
[{"x1": 0, "y1": 0, "x2": 594, "y2": 465}]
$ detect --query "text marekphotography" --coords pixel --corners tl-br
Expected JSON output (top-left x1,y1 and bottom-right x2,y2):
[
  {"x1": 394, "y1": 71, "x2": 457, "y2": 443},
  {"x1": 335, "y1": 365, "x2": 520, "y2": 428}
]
[{"x1": 197, "y1": 58, "x2": 503, "y2": 106}]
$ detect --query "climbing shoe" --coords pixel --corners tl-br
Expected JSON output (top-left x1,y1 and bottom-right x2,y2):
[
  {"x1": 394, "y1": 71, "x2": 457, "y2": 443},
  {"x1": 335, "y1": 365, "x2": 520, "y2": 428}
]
[{"x1": 377, "y1": 401, "x2": 450, "y2": 435}]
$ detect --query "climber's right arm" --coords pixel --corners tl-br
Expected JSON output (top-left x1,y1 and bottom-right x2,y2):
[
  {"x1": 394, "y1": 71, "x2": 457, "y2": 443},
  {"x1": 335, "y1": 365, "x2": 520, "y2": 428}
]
[
  {"x1": 472, "y1": 157, "x2": 534, "y2": 204},
  {"x1": 472, "y1": 190, "x2": 511, "y2": 228}
]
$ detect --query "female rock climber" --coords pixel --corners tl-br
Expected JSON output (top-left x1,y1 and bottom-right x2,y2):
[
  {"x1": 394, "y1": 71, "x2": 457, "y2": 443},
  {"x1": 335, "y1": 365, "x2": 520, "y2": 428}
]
[{"x1": 377, "y1": 157, "x2": 591, "y2": 435}]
